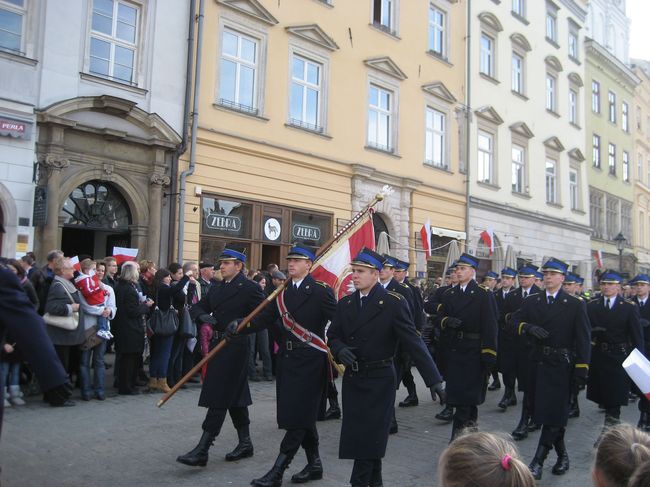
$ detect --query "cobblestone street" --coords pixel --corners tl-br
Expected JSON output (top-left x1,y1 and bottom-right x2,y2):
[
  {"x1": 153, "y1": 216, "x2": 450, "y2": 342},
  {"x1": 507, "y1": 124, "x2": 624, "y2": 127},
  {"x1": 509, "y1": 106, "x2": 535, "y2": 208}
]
[{"x1": 0, "y1": 364, "x2": 641, "y2": 487}]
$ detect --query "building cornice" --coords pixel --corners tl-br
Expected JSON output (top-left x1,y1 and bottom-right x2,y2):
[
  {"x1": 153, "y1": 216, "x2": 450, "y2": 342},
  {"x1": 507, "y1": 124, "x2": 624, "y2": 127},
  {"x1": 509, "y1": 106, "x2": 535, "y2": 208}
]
[
  {"x1": 585, "y1": 38, "x2": 641, "y2": 88},
  {"x1": 557, "y1": 0, "x2": 587, "y2": 23},
  {"x1": 469, "y1": 196, "x2": 592, "y2": 234}
]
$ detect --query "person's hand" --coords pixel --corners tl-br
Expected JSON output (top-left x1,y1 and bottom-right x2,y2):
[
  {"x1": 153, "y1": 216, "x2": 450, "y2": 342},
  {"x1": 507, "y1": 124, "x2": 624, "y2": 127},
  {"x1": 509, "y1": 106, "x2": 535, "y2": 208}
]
[
  {"x1": 430, "y1": 382, "x2": 446, "y2": 405},
  {"x1": 443, "y1": 317, "x2": 463, "y2": 329},
  {"x1": 101, "y1": 308, "x2": 111, "y2": 318},
  {"x1": 225, "y1": 320, "x2": 240, "y2": 342},
  {"x1": 337, "y1": 347, "x2": 357, "y2": 367},
  {"x1": 44, "y1": 382, "x2": 73, "y2": 407},
  {"x1": 525, "y1": 324, "x2": 549, "y2": 339},
  {"x1": 145, "y1": 299, "x2": 154, "y2": 307},
  {"x1": 71, "y1": 303, "x2": 80, "y2": 312},
  {"x1": 3, "y1": 343, "x2": 14, "y2": 354},
  {"x1": 185, "y1": 270, "x2": 194, "y2": 278}
]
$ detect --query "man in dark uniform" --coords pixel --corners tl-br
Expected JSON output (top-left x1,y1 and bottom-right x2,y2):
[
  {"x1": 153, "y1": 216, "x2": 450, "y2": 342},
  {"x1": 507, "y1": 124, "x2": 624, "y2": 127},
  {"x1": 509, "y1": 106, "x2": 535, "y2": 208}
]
[
  {"x1": 177, "y1": 247, "x2": 266, "y2": 468},
  {"x1": 587, "y1": 270, "x2": 643, "y2": 441},
  {"x1": 510, "y1": 258, "x2": 590, "y2": 480},
  {"x1": 504, "y1": 264, "x2": 542, "y2": 440},
  {"x1": 435, "y1": 253, "x2": 498, "y2": 441},
  {"x1": 484, "y1": 271, "x2": 502, "y2": 392},
  {"x1": 327, "y1": 248, "x2": 445, "y2": 487},
  {"x1": 563, "y1": 273, "x2": 586, "y2": 419},
  {"x1": 494, "y1": 267, "x2": 517, "y2": 409},
  {"x1": 633, "y1": 274, "x2": 650, "y2": 432},
  {"x1": 250, "y1": 246, "x2": 337, "y2": 487}
]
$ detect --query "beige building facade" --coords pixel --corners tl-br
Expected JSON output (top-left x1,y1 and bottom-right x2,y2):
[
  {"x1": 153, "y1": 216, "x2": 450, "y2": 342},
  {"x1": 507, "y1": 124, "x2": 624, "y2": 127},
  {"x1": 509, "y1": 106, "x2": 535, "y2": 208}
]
[
  {"x1": 632, "y1": 62, "x2": 650, "y2": 274},
  {"x1": 179, "y1": 0, "x2": 468, "y2": 275}
]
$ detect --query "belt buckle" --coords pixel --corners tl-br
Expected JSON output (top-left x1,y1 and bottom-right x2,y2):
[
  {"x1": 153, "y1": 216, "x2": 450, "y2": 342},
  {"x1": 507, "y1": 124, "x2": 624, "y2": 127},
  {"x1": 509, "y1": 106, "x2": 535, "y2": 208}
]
[
  {"x1": 542, "y1": 346, "x2": 551, "y2": 355},
  {"x1": 286, "y1": 341, "x2": 293, "y2": 351},
  {"x1": 351, "y1": 361, "x2": 359, "y2": 372},
  {"x1": 457, "y1": 331, "x2": 464, "y2": 339}
]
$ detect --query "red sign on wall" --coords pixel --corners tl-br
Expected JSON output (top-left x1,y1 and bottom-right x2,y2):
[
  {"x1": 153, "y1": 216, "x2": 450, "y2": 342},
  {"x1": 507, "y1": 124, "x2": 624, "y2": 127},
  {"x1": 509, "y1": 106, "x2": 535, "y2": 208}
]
[{"x1": 0, "y1": 118, "x2": 30, "y2": 139}]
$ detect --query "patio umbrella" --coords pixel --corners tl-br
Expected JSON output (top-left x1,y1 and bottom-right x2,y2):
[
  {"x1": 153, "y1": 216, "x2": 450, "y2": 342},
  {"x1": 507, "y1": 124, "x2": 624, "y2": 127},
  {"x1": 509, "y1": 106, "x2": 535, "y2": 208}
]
[
  {"x1": 504, "y1": 245, "x2": 517, "y2": 270},
  {"x1": 376, "y1": 231, "x2": 390, "y2": 255},
  {"x1": 443, "y1": 240, "x2": 461, "y2": 276}
]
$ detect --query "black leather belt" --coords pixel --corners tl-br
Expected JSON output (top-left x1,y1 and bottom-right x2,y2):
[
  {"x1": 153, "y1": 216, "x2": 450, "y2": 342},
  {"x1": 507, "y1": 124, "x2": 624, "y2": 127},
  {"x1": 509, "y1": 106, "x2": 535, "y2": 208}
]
[
  {"x1": 596, "y1": 342, "x2": 628, "y2": 353},
  {"x1": 285, "y1": 340, "x2": 310, "y2": 350},
  {"x1": 351, "y1": 358, "x2": 393, "y2": 372},
  {"x1": 538, "y1": 346, "x2": 570, "y2": 355},
  {"x1": 453, "y1": 331, "x2": 480, "y2": 340}
]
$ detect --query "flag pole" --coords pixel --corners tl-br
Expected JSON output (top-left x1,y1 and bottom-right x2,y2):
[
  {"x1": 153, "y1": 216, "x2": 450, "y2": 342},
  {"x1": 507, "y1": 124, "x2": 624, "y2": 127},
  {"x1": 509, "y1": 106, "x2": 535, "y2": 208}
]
[{"x1": 157, "y1": 188, "x2": 390, "y2": 407}]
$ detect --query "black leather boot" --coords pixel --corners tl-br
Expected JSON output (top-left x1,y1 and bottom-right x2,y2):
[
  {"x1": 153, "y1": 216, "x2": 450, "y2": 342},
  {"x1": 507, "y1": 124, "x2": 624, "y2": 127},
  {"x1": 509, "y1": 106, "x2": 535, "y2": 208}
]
[
  {"x1": 369, "y1": 462, "x2": 383, "y2": 487},
  {"x1": 568, "y1": 392, "x2": 580, "y2": 418},
  {"x1": 398, "y1": 384, "x2": 419, "y2": 407},
  {"x1": 291, "y1": 446, "x2": 323, "y2": 483},
  {"x1": 511, "y1": 407, "x2": 529, "y2": 441},
  {"x1": 528, "y1": 444, "x2": 550, "y2": 480},
  {"x1": 498, "y1": 387, "x2": 517, "y2": 410},
  {"x1": 449, "y1": 417, "x2": 464, "y2": 444},
  {"x1": 323, "y1": 397, "x2": 341, "y2": 420},
  {"x1": 435, "y1": 404, "x2": 454, "y2": 422},
  {"x1": 487, "y1": 372, "x2": 501, "y2": 391},
  {"x1": 226, "y1": 426, "x2": 254, "y2": 461},
  {"x1": 176, "y1": 430, "x2": 217, "y2": 467},
  {"x1": 389, "y1": 413, "x2": 398, "y2": 434},
  {"x1": 637, "y1": 412, "x2": 648, "y2": 429},
  {"x1": 251, "y1": 453, "x2": 291, "y2": 487},
  {"x1": 551, "y1": 438, "x2": 570, "y2": 475}
]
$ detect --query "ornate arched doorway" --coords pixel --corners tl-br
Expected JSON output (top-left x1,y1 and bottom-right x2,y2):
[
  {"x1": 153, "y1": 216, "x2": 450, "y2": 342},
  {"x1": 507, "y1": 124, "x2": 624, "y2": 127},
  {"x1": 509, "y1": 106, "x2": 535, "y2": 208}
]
[
  {"x1": 60, "y1": 180, "x2": 132, "y2": 259},
  {"x1": 373, "y1": 212, "x2": 390, "y2": 248}
]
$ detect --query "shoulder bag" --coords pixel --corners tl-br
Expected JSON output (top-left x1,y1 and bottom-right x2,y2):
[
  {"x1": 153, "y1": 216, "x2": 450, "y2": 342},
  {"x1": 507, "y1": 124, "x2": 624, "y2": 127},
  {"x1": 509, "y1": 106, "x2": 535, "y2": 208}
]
[{"x1": 43, "y1": 282, "x2": 80, "y2": 331}]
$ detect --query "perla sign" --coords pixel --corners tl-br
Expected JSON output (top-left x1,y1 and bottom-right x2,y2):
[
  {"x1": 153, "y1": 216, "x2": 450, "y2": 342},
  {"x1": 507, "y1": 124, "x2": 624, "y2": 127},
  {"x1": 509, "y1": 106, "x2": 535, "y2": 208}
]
[
  {"x1": 205, "y1": 213, "x2": 241, "y2": 232},
  {"x1": 292, "y1": 224, "x2": 320, "y2": 241}
]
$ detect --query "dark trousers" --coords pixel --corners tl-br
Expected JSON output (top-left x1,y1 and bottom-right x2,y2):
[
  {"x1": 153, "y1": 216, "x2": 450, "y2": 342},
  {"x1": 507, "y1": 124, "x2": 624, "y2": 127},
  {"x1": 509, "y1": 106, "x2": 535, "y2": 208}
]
[
  {"x1": 350, "y1": 459, "x2": 381, "y2": 486},
  {"x1": 280, "y1": 425, "x2": 319, "y2": 457},
  {"x1": 118, "y1": 352, "x2": 140, "y2": 394},
  {"x1": 639, "y1": 396, "x2": 650, "y2": 413},
  {"x1": 167, "y1": 336, "x2": 187, "y2": 386},
  {"x1": 54, "y1": 345, "x2": 71, "y2": 375},
  {"x1": 454, "y1": 405, "x2": 478, "y2": 425},
  {"x1": 539, "y1": 425, "x2": 565, "y2": 449},
  {"x1": 605, "y1": 406, "x2": 621, "y2": 419},
  {"x1": 502, "y1": 371, "x2": 516, "y2": 389},
  {"x1": 401, "y1": 367, "x2": 415, "y2": 390},
  {"x1": 202, "y1": 406, "x2": 250, "y2": 435}
]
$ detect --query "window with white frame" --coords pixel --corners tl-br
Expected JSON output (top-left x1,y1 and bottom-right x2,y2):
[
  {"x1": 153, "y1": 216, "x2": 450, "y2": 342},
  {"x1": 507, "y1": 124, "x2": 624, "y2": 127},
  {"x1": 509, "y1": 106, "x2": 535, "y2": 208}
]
[
  {"x1": 622, "y1": 101, "x2": 629, "y2": 132},
  {"x1": 425, "y1": 107, "x2": 446, "y2": 168},
  {"x1": 428, "y1": 5, "x2": 446, "y2": 58},
  {"x1": 569, "y1": 168, "x2": 579, "y2": 210},
  {"x1": 590, "y1": 190, "x2": 604, "y2": 238},
  {"x1": 638, "y1": 153, "x2": 643, "y2": 181},
  {"x1": 568, "y1": 21, "x2": 579, "y2": 60},
  {"x1": 219, "y1": 28, "x2": 258, "y2": 112},
  {"x1": 89, "y1": 0, "x2": 139, "y2": 83},
  {"x1": 608, "y1": 143, "x2": 616, "y2": 175},
  {"x1": 546, "y1": 1, "x2": 558, "y2": 44},
  {"x1": 622, "y1": 202, "x2": 632, "y2": 242},
  {"x1": 0, "y1": 0, "x2": 25, "y2": 53},
  {"x1": 373, "y1": 0, "x2": 396, "y2": 34},
  {"x1": 592, "y1": 80, "x2": 600, "y2": 113},
  {"x1": 289, "y1": 54, "x2": 322, "y2": 132},
  {"x1": 606, "y1": 197, "x2": 619, "y2": 240},
  {"x1": 478, "y1": 131, "x2": 494, "y2": 184},
  {"x1": 512, "y1": 0, "x2": 525, "y2": 18},
  {"x1": 511, "y1": 144, "x2": 525, "y2": 193},
  {"x1": 367, "y1": 84, "x2": 394, "y2": 152},
  {"x1": 569, "y1": 88, "x2": 578, "y2": 124},
  {"x1": 545, "y1": 159, "x2": 557, "y2": 203},
  {"x1": 637, "y1": 105, "x2": 642, "y2": 131},
  {"x1": 623, "y1": 151, "x2": 630, "y2": 182},
  {"x1": 480, "y1": 33, "x2": 494, "y2": 77},
  {"x1": 640, "y1": 211, "x2": 646, "y2": 248},
  {"x1": 546, "y1": 74, "x2": 556, "y2": 112},
  {"x1": 608, "y1": 91, "x2": 616, "y2": 123},
  {"x1": 593, "y1": 134, "x2": 601, "y2": 168},
  {"x1": 512, "y1": 52, "x2": 523, "y2": 94}
]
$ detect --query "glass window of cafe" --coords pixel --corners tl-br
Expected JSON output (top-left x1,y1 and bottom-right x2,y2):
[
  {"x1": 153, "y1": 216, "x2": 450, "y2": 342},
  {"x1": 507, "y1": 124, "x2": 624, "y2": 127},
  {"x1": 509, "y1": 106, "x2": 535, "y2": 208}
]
[{"x1": 200, "y1": 195, "x2": 333, "y2": 269}]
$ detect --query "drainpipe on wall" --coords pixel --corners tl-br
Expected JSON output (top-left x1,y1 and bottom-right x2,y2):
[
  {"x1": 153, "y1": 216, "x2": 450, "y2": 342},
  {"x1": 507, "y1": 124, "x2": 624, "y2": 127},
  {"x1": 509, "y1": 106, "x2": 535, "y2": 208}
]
[
  {"x1": 167, "y1": 0, "x2": 196, "y2": 264},
  {"x1": 177, "y1": 0, "x2": 205, "y2": 262},
  {"x1": 464, "y1": 0, "x2": 472, "y2": 251}
]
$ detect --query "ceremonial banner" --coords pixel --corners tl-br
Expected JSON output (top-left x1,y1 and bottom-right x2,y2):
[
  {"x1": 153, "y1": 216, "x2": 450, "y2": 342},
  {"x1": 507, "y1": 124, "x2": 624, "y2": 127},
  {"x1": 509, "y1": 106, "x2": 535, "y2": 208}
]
[
  {"x1": 623, "y1": 348, "x2": 650, "y2": 401},
  {"x1": 311, "y1": 211, "x2": 375, "y2": 299},
  {"x1": 113, "y1": 247, "x2": 139, "y2": 265},
  {"x1": 69, "y1": 255, "x2": 81, "y2": 272},
  {"x1": 420, "y1": 219, "x2": 432, "y2": 257},
  {"x1": 479, "y1": 228, "x2": 494, "y2": 256},
  {"x1": 594, "y1": 249, "x2": 604, "y2": 269}
]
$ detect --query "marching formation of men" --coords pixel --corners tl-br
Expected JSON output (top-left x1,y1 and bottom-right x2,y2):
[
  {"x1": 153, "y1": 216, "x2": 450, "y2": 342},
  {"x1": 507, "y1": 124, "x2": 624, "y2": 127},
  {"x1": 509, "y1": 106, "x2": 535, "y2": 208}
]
[{"x1": 174, "y1": 242, "x2": 649, "y2": 486}]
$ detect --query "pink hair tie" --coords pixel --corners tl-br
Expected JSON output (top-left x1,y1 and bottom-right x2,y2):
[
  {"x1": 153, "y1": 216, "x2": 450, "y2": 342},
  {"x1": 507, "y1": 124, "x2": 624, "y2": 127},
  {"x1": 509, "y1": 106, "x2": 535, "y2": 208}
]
[{"x1": 501, "y1": 454, "x2": 512, "y2": 471}]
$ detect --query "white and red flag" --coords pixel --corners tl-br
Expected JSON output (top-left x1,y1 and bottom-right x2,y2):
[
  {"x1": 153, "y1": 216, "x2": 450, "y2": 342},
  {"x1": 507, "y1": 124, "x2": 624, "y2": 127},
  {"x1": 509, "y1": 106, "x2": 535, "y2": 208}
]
[
  {"x1": 113, "y1": 247, "x2": 139, "y2": 265},
  {"x1": 594, "y1": 249, "x2": 604, "y2": 269},
  {"x1": 479, "y1": 228, "x2": 494, "y2": 256},
  {"x1": 623, "y1": 348, "x2": 650, "y2": 401},
  {"x1": 420, "y1": 219, "x2": 432, "y2": 257},
  {"x1": 69, "y1": 255, "x2": 81, "y2": 272},
  {"x1": 312, "y1": 211, "x2": 376, "y2": 299}
]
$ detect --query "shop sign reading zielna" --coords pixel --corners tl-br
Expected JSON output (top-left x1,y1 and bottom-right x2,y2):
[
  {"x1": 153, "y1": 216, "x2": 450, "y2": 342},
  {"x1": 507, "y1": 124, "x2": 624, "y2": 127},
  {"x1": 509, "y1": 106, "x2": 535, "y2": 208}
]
[
  {"x1": 292, "y1": 223, "x2": 320, "y2": 241},
  {"x1": 205, "y1": 213, "x2": 241, "y2": 232}
]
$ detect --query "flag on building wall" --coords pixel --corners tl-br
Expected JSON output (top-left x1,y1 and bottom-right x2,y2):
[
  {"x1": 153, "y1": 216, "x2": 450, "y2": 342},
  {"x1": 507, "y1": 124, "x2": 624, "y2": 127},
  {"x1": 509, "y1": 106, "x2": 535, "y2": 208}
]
[
  {"x1": 594, "y1": 249, "x2": 603, "y2": 268},
  {"x1": 312, "y1": 211, "x2": 376, "y2": 300},
  {"x1": 420, "y1": 219, "x2": 432, "y2": 257},
  {"x1": 479, "y1": 228, "x2": 494, "y2": 256},
  {"x1": 113, "y1": 247, "x2": 139, "y2": 265}
]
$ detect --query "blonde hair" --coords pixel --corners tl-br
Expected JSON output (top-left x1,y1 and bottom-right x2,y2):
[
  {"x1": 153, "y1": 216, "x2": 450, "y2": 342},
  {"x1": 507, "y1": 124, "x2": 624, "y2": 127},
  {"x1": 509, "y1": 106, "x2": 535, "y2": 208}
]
[
  {"x1": 52, "y1": 256, "x2": 73, "y2": 276},
  {"x1": 120, "y1": 261, "x2": 140, "y2": 283},
  {"x1": 80, "y1": 258, "x2": 95, "y2": 273},
  {"x1": 594, "y1": 424, "x2": 650, "y2": 487},
  {"x1": 438, "y1": 431, "x2": 535, "y2": 487}
]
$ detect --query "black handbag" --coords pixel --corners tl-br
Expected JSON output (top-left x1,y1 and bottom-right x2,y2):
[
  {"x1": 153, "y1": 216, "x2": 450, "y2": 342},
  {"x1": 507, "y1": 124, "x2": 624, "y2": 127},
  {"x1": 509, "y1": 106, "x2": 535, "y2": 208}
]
[
  {"x1": 177, "y1": 305, "x2": 197, "y2": 338},
  {"x1": 149, "y1": 307, "x2": 179, "y2": 337}
]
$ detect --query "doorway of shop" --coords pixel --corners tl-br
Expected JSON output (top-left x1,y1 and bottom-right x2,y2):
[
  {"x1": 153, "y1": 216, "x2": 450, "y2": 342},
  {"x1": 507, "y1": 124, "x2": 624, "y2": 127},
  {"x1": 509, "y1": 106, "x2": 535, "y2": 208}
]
[{"x1": 262, "y1": 244, "x2": 281, "y2": 272}]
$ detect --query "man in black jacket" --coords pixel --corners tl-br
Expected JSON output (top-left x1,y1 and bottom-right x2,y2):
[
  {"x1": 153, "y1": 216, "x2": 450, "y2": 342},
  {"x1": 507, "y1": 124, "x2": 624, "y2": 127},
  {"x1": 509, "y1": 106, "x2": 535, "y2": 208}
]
[{"x1": 633, "y1": 274, "x2": 650, "y2": 432}]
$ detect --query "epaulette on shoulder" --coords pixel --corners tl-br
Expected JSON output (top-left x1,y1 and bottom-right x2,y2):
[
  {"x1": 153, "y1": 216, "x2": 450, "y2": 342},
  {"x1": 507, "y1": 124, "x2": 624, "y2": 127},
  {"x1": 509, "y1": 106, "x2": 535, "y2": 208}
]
[
  {"x1": 314, "y1": 280, "x2": 330, "y2": 288},
  {"x1": 623, "y1": 298, "x2": 635, "y2": 305},
  {"x1": 387, "y1": 291, "x2": 404, "y2": 300},
  {"x1": 564, "y1": 293, "x2": 581, "y2": 303},
  {"x1": 400, "y1": 282, "x2": 409, "y2": 288},
  {"x1": 588, "y1": 296, "x2": 600, "y2": 303},
  {"x1": 479, "y1": 284, "x2": 490, "y2": 291}
]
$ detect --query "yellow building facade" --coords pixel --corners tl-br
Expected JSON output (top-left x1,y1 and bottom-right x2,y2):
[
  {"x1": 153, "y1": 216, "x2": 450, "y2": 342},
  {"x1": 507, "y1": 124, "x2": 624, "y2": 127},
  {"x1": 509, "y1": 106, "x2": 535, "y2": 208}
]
[
  {"x1": 632, "y1": 63, "x2": 650, "y2": 274},
  {"x1": 178, "y1": 0, "x2": 467, "y2": 274}
]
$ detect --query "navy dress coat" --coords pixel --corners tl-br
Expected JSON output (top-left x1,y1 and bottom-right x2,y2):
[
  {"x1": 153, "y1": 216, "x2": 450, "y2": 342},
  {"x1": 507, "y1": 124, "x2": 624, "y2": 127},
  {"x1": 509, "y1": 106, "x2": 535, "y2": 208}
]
[
  {"x1": 258, "y1": 274, "x2": 337, "y2": 429},
  {"x1": 112, "y1": 279, "x2": 150, "y2": 355},
  {"x1": 587, "y1": 296, "x2": 643, "y2": 407},
  {"x1": 510, "y1": 289, "x2": 591, "y2": 426},
  {"x1": 327, "y1": 283, "x2": 441, "y2": 459},
  {"x1": 436, "y1": 279, "x2": 498, "y2": 406},
  {"x1": 191, "y1": 272, "x2": 265, "y2": 409}
]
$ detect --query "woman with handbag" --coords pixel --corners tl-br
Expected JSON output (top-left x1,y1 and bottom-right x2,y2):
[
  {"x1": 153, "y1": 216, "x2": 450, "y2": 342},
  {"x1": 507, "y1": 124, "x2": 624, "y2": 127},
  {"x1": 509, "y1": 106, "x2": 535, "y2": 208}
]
[
  {"x1": 112, "y1": 261, "x2": 154, "y2": 395},
  {"x1": 166, "y1": 262, "x2": 197, "y2": 387},
  {"x1": 148, "y1": 268, "x2": 188, "y2": 393},
  {"x1": 44, "y1": 256, "x2": 86, "y2": 402}
]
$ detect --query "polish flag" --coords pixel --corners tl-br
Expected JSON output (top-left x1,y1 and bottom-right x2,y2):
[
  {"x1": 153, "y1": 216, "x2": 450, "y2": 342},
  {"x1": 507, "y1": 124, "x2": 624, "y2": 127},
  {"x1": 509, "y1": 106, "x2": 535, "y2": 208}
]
[
  {"x1": 479, "y1": 228, "x2": 494, "y2": 256},
  {"x1": 113, "y1": 247, "x2": 139, "y2": 265},
  {"x1": 623, "y1": 349, "x2": 650, "y2": 401},
  {"x1": 420, "y1": 219, "x2": 432, "y2": 257},
  {"x1": 312, "y1": 211, "x2": 375, "y2": 300},
  {"x1": 69, "y1": 255, "x2": 81, "y2": 272},
  {"x1": 594, "y1": 250, "x2": 603, "y2": 269}
]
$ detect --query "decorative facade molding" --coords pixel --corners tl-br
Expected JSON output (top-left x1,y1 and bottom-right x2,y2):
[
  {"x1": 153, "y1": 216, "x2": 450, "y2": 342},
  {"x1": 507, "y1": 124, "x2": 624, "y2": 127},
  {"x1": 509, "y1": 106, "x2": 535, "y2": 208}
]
[
  {"x1": 510, "y1": 32, "x2": 532, "y2": 52},
  {"x1": 474, "y1": 106, "x2": 504, "y2": 125},
  {"x1": 150, "y1": 173, "x2": 171, "y2": 186},
  {"x1": 38, "y1": 153, "x2": 70, "y2": 171},
  {"x1": 363, "y1": 56, "x2": 407, "y2": 81},
  {"x1": 216, "y1": 0, "x2": 278, "y2": 25},
  {"x1": 568, "y1": 148, "x2": 586, "y2": 162},
  {"x1": 421, "y1": 81, "x2": 457, "y2": 104},
  {"x1": 285, "y1": 24, "x2": 339, "y2": 51},
  {"x1": 545, "y1": 55, "x2": 564, "y2": 72},
  {"x1": 568, "y1": 72, "x2": 584, "y2": 87},
  {"x1": 509, "y1": 121, "x2": 534, "y2": 139},
  {"x1": 544, "y1": 136, "x2": 566, "y2": 152},
  {"x1": 477, "y1": 11, "x2": 503, "y2": 32},
  {"x1": 585, "y1": 38, "x2": 640, "y2": 88}
]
